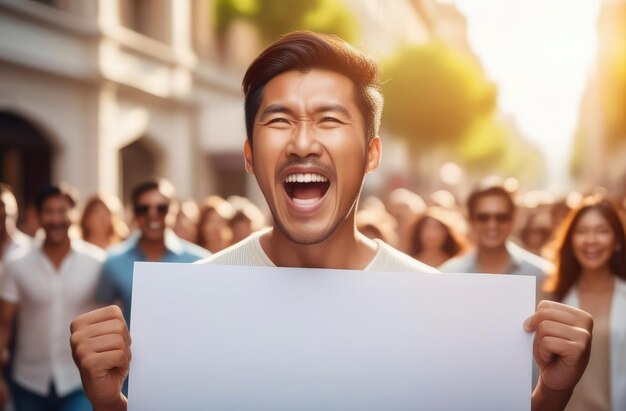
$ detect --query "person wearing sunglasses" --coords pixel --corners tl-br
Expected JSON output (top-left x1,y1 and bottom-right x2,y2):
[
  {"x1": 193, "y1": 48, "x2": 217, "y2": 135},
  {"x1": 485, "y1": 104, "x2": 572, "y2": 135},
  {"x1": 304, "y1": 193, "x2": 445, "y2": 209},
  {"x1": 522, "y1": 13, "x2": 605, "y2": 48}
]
[
  {"x1": 440, "y1": 179, "x2": 552, "y2": 300},
  {"x1": 95, "y1": 179, "x2": 210, "y2": 329}
]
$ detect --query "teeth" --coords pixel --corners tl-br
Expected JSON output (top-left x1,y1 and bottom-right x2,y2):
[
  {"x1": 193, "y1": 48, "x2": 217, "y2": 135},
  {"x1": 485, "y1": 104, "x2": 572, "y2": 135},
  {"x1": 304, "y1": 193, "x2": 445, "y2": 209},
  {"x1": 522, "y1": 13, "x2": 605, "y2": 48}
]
[{"x1": 285, "y1": 173, "x2": 328, "y2": 183}]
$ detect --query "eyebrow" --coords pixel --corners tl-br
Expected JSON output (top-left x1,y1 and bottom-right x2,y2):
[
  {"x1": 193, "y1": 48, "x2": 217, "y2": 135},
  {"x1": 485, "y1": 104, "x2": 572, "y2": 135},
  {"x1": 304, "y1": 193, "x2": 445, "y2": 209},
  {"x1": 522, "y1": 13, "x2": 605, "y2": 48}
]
[
  {"x1": 258, "y1": 103, "x2": 352, "y2": 121},
  {"x1": 258, "y1": 104, "x2": 294, "y2": 121}
]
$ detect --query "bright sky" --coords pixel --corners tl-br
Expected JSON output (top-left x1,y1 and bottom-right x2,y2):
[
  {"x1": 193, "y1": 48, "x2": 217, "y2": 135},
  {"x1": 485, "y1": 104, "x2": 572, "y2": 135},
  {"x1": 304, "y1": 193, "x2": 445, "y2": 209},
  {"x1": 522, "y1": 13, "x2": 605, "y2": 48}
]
[{"x1": 453, "y1": 0, "x2": 601, "y2": 191}]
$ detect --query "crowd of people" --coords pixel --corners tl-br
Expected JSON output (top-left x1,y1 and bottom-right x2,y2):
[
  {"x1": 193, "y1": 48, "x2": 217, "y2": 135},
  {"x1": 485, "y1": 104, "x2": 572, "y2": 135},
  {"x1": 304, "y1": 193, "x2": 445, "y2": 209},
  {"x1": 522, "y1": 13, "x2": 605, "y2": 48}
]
[
  {"x1": 0, "y1": 30, "x2": 620, "y2": 410},
  {"x1": 0, "y1": 174, "x2": 623, "y2": 410}
]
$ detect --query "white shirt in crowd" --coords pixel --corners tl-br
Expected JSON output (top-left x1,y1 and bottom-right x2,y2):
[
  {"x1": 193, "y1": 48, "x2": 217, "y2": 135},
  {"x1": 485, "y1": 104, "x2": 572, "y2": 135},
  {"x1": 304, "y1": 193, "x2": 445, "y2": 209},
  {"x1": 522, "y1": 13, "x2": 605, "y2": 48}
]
[{"x1": 0, "y1": 239, "x2": 105, "y2": 396}]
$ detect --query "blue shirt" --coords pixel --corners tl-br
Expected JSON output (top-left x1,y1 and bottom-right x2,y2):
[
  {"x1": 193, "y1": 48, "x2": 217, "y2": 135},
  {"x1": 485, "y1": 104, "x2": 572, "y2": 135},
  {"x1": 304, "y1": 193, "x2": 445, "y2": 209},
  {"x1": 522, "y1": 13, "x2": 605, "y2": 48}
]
[{"x1": 96, "y1": 230, "x2": 211, "y2": 326}]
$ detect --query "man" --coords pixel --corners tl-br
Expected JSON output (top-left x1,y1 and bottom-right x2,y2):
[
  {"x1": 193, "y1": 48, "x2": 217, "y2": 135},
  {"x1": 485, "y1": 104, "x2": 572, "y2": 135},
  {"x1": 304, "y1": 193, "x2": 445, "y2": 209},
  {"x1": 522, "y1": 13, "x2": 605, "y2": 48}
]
[
  {"x1": 70, "y1": 32, "x2": 592, "y2": 411},
  {"x1": 96, "y1": 179, "x2": 211, "y2": 327},
  {"x1": 440, "y1": 180, "x2": 553, "y2": 299},
  {"x1": 0, "y1": 185, "x2": 105, "y2": 410}
]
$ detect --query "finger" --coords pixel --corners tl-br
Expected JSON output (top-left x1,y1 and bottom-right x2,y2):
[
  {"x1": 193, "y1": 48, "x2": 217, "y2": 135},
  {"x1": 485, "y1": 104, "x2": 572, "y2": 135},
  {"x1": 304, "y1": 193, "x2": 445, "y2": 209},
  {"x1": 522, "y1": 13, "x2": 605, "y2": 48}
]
[
  {"x1": 534, "y1": 320, "x2": 590, "y2": 343},
  {"x1": 71, "y1": 318, "x2": 131, "y2": 347},
  {"x1": 537, "y1": 300, "x2": 593, "y2": 323},
  {"x1": 537, "y1": 336, "x2": 586, "y2": 367},
  {"x1": 73, "y1": 333, "x2": 131, "y2": 364},
  {"x1": 532, "y1": 321, "x2": 590, "y2": 365},
  {"x1": 525, "y1": 303, "x2": 593, "y2": 332},
  {"x1": 71, "y1": 305, "x2": 125, "y2": 333},
  {"x1": 81, "y1": 349, "x2": 131, "y2": 375}
]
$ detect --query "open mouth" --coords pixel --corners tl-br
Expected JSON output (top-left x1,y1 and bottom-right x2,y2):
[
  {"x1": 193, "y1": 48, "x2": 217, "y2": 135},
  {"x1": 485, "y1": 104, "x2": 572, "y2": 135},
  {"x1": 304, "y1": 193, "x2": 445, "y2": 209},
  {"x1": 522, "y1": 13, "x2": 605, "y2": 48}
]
[{"x1": 284, "y1": 173, "x2": 330, "y2": 207}]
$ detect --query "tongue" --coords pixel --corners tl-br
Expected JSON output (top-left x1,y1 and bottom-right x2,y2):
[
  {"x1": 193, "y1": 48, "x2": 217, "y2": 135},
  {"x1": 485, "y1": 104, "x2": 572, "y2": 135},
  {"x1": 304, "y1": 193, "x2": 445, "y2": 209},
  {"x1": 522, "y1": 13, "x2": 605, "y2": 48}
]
[{"x1": 292, "y1": 182, "x2": 325, "y2": 200}]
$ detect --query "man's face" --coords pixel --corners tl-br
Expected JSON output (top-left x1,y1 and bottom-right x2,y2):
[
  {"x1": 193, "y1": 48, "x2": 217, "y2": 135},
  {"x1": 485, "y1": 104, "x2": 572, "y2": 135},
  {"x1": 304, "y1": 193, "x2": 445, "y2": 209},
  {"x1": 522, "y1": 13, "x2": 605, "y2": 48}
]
[
  {"x1": 245, "y1": 69, "x2": 380, "y2": 244},
  {"x1": 470, "y1": 195, "x2": 514, "y2": 250},
  {"x1": 39, "y1": 195, "x2": 72, "y2": 245},
  {"x1": 134, "y1": 189, "x2": 170, "y2": 242}
]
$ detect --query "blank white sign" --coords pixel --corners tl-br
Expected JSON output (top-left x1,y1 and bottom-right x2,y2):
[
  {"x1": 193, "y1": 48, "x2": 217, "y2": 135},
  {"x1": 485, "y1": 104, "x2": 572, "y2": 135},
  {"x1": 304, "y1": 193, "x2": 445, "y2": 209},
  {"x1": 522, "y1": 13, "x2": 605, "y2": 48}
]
[{"x1": 129, "y1": 263, "x2": 534, "y2": 411}]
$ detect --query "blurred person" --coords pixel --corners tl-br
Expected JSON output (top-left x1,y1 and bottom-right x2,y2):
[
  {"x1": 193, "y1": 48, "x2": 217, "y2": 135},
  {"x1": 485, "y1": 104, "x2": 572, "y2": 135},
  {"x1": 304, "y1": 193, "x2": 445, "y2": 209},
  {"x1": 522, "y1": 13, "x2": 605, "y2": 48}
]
[
  {"x1": 173, "y1": 199, "x2": 199, "y2": 243},
  {"x1": 197, "y1": 195, "x2": 236, "y2": 253},
  {"x1": 547, "y1": 197, "x2": 626, "y2": 411},
  {"x1": 519, "y1": 209, "x2": 553, "y2": 257},
  {"x1": 386, "y1": 188, "x2": 426, "y2": 253},
  {"x1": 96, "y1": 179, "x2": 210, "y2": 327},
  {"x1": 440, "y1": 181, "x2": 553, "y2": 299},
  {"x1": 80, "y1": 194, "x2": 128, "y2": 250},
  {"x1": 359, "y1": 195, "x2": 388, "y2": 213},
  {"x1": 70, "y1": 32, "x2": 592, "y2": 411},
  {"x1": 356, "y1": 208, "x2": 398, "y2": 246},
  {"x1": 15, "y1": 203, "x2": 39, "y2": 239},
  {"x1": 409, "y1": 207, "x2": 468, "y2": 268},
  {"x1": 0, "y1": 185, "x2": 105, "y2": 411},
  {"x1": 0, "y1": 184, "x2": 30, "y2": 411},
  {"x1": 0, "y1": 184, "x2": 31, "y2": 269},
  {"x1": 227, "y1": 199, "x2": 266, "y2": 245}
]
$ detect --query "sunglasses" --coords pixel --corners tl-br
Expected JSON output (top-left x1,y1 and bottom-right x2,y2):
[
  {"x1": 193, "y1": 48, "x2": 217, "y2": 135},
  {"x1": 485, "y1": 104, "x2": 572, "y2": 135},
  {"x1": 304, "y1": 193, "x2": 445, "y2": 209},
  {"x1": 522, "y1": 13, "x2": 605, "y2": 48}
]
[
  {"x1": 134, "y1": 203, "x2": 169, "y2": 216},
  {"x1": 473, "y1": 212, "x2": 512, "y2": 224}
]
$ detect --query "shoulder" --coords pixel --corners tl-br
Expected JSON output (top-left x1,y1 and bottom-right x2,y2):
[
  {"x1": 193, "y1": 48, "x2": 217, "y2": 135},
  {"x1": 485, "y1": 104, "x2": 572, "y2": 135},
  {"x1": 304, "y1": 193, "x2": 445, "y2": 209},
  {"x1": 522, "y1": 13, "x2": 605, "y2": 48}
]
[
  {"x1": 104, "y1": 237, "x2": 138, "y2": 261},
  {"x1": 72, "y1": 239, "x2": 106, "y2": 262},
  {"x1": 369, "y1": 240, "x2": 439, "y2": 274},
  {"x1": 178, "y1": 239, "x2": 212, "y2": 260},
  {"x1": 196, "y1": 229, "x2": 270, "y2": 266},
  {"x1": 438, "y1": 251, "x2": 475, "y2": 273},
  {"x1": 4, "y1": 246, "x2": 38, "y2": 270},
  {"x1": 508, "y1": 242, "x2": 553, "y2": 274}
]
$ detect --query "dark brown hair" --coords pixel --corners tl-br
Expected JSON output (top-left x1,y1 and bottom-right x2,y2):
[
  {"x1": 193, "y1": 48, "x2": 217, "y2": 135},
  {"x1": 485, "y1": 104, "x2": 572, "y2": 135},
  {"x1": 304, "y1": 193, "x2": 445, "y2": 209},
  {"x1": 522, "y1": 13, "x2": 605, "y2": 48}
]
[
  {"x1": 131, "y1": 179, "x2": 175, "y2": 209},
  {"x1": 34, "y1": 185, "x2": 76, "y2": 213},
  {"x1": 467, "y1": 185, "x2": 515, "y2": 219},
  {"x1": 80, "y1": 194, "x2": 128, "y2": 245},
  {"x1": 549, "y1": 197, "x2": 626, "y2": 301},
  {"x1": 409, "y1": 214, "x2": 467, "y2": 258},
  {"x1": 242, "y1": 31, "x2": 383, "y2": 144}
]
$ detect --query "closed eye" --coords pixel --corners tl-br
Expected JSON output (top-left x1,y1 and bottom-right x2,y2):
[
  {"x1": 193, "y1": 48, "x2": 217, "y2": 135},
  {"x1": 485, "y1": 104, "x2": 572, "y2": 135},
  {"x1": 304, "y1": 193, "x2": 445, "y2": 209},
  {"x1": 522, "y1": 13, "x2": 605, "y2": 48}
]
[
  {"x1": 264, "y1": 118, "x2": 292, "y2": 127},
  {"x1": 318, "y1": 117, "x2": 346, "y2": 127}
]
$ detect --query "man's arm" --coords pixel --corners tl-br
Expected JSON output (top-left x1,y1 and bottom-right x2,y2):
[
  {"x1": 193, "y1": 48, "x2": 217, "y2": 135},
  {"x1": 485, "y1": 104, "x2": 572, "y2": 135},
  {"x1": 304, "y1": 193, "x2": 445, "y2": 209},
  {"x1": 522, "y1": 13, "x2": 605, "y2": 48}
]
[
  {"x1": 70, "y1": 305, "x2": 130, "y2": 411},
  {"x1": 525, "y1": 300, "x2": 593, "y2": 411},
  {"x1": 0, "y1": 300, "x2": 18, "y2": 408}
]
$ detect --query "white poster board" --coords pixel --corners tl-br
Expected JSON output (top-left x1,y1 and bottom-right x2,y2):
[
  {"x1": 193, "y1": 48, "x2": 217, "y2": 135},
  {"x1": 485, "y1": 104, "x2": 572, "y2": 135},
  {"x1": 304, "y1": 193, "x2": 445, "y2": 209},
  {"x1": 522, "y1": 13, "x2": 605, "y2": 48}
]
[{"x1": 129, "y1": 263, "x2": 534, "y2": 411}]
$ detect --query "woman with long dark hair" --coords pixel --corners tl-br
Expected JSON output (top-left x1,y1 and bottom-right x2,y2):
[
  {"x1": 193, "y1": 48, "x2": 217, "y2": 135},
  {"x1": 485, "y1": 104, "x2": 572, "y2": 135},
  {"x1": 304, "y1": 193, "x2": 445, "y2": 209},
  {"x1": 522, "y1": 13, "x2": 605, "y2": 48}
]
[
  {"x1": 409, "y1": 207, "x2": 467, "y2": 268},
  {"x1": 549, "y1": 196, "x2": 626, "y2": 411},
  {"x1": 80, "y1": 194, "x2": 128, "y2": 249}
]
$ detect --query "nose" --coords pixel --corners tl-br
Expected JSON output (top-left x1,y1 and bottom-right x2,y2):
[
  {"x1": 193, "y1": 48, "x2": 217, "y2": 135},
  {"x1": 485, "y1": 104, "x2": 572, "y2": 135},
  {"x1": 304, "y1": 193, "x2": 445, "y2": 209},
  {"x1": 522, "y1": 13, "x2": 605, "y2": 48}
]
[
  {"x1": 584, "y1": 232, "x2": 598, "y2": 244},
  {"x1": 285, "y1": 120, "x2": 322, "y2": 158}
]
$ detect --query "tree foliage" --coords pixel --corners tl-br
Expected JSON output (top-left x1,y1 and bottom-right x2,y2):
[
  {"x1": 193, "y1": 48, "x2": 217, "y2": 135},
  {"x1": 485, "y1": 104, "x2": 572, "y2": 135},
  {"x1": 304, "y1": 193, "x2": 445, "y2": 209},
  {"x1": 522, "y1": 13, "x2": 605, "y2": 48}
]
[
  {"x1": 214, "y1": 0, "x2": 357, "y2": 45},
  {"x1": 382, "y1": 43, "x2": 497, "y2": 152}
]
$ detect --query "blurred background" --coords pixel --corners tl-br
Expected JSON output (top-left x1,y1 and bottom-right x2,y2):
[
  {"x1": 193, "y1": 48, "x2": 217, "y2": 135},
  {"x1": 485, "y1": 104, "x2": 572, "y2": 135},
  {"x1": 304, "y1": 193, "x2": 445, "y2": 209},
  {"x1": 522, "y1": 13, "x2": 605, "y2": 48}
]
[{"x1": 0, "y1": 0, "x2": 625, "y2": 216}]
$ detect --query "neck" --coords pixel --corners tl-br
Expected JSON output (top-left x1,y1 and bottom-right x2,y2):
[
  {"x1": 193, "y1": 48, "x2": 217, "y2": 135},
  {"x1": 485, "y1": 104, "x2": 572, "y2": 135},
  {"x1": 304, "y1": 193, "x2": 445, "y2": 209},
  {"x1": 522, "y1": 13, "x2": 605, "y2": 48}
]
[
  {"x1": 139, "y1": 235, "x2": 166, "y2": 262},
  {"x1": 43, "y1": 237, "x2": 71, "y2": 269},
  {"x1": 578, "y1": 267, "x2": 615, "y2": 292},
  {"x1": 476, "y1": 244, "x2": 511, "y2": 274},
  {"x1": 415, "y1": 249, "x2": 450, "y2": 268},
  {"x1": 86, "y1": 233, "x2": 110, "y2": 250},
  {"x1": 261, "y1": 217, "x2": 377, "y2": 270}
]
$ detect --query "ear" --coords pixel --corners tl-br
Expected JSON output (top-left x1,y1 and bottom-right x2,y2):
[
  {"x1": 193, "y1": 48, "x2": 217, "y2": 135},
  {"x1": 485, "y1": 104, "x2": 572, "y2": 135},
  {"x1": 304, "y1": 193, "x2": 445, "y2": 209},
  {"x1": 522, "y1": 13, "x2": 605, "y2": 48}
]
[
  {"x1": 365, "y1": 136, "x2": 382, "y2": 174},
  {"x1": 243, "y1": 139, "x2": 255, "y2": 176}
]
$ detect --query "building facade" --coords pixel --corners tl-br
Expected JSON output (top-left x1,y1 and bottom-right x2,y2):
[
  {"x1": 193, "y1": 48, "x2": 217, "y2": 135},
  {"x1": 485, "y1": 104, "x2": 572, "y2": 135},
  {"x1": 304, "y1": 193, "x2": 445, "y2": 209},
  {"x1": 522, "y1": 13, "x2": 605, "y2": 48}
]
[{"x1": 0, "y1": 0, "x2": 253, "y2": 212}]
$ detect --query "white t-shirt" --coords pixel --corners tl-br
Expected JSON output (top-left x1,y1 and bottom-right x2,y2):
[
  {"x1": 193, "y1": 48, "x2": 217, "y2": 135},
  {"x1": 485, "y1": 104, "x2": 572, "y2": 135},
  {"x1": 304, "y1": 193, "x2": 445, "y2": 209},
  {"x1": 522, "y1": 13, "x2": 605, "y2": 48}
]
[
  {"x1": 197, "y1": 229, "x2": 438, "y2": 274},
  {"x1": 0, "y1": 239, "x2": 105, "y2": 396}
]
